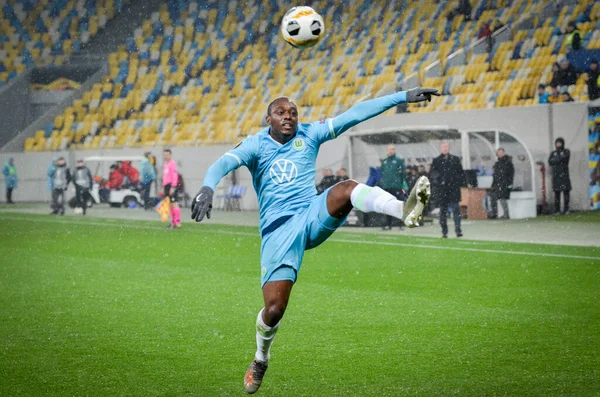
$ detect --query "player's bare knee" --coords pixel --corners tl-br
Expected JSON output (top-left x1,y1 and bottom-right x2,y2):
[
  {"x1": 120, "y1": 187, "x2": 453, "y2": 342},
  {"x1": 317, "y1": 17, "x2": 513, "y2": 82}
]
[
  {"x1": 341, "y1": 179, "x2": 358, "y2": 196},
  {"x1": 264, "y1": 301, "x2": 286, "y2": 325}
]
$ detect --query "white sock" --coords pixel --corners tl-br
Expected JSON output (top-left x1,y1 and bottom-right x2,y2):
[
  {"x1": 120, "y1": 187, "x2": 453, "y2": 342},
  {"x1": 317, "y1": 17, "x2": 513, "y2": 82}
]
[
  {"x1": 350, "y1": 183, "x2": 404, "y2": 219},
  {"x1": 255, "y1": 308, "x2": 279, "y2": 363}
]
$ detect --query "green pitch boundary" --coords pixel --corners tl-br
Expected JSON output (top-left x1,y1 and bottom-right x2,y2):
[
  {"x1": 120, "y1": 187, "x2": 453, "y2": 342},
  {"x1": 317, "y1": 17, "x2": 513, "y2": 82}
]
[{"x1": 1, "y1": 213, "x2": 598, "y2": 261}]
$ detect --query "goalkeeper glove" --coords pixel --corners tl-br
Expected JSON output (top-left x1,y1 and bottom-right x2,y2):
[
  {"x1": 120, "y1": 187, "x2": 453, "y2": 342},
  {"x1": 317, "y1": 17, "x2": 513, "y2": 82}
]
[
  {"x1": 406, "y1": 87, "x2": 441, "y2": 103},
  {"x1": 191, "y1": 186, "x2": 214, "y2": 222}
]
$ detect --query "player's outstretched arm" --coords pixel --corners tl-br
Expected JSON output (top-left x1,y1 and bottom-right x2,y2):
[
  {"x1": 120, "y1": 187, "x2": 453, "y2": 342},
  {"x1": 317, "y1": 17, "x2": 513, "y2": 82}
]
[
  {"x1": 330, "y1": 87, "x2": 439, "y2": 137},
  {"x1": 191, "y1": 154, "x2": 241, "y2": 222}
]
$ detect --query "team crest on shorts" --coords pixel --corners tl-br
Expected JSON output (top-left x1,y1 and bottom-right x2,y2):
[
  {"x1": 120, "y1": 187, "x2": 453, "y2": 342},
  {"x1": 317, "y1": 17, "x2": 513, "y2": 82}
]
[{"x1": 292, "y1": 138, "x2": 305, "y2": 151}]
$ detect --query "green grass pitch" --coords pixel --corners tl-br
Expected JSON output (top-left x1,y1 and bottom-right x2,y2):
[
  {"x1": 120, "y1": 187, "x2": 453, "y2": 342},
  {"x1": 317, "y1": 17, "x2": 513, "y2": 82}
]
[{"x1": 0, "y1": 214, "x2": 599, "y2": 396}]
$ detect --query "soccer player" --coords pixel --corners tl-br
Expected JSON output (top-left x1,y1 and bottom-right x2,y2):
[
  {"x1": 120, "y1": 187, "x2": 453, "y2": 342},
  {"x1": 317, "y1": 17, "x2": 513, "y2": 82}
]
[
  {"x1": 191, "y1": 87, "x2": 439, "y2": 393},
  {"x1": 162, "y1": 149, "x2": 181, "y2": 228}
]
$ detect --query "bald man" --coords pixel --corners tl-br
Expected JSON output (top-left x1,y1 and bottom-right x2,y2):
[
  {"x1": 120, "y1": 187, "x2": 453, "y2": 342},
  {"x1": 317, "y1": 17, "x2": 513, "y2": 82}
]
[
  {"x1": 430, "y1": 142, "x2": 464, "y2": 238},
  {"x1": 380, "y1": 144, "x2": 407, "y2": 230}
]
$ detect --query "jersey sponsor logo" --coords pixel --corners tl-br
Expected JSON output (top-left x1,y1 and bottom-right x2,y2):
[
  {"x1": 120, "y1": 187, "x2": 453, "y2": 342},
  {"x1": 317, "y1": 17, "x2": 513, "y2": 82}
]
[
  {"x1": 292, "y1": 138, "x2": 305, "y2": 151},
  {"x1": 269, "y1": 159, "x2": 298, "y2": 185}
]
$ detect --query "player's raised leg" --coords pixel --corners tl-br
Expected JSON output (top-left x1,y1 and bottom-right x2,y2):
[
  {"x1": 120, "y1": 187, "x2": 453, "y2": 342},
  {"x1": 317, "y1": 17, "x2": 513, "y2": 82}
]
[
  {"x1": 326, "y1": 178, "x2": 430, "y2": 227},
  {"x1": 244, "y1": 280, "x2": 293, "y2": 394}
]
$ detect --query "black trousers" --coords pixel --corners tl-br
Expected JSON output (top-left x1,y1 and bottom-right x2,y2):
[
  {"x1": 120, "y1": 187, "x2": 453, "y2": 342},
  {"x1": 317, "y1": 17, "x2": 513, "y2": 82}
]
[
  {"x1": 142, "y1": 182, "x2": 152, "y2": 209},
  {"x1": 489, "y1": 190, "x2": 509, "y2": 218},
  {"x1": 51, "y1": 188, "x2": 65, "y2": 214},
  {"x1": 75, "y1": 186, "x2": 89, "y2": 214},
  {"x1": 6, "y1": 187, "x2": 13, "y2": 203},
  {"x1": 554, "y1": 191, "x2": 570, "y2": 213},
  {"x1": 439, "y1": 201, "x2": 462, "y2": 236}
]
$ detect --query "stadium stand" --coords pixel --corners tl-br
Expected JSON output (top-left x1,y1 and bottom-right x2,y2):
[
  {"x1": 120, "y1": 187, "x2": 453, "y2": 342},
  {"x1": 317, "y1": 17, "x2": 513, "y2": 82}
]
[
  {"x1": 17, "y1": 0, "x2": 600, "y2": 151},
  {"x1": 0, "y1": 0, "x2": 128, "y2": 89},
  {"x1": 416, "y1": 0, "x2": 600, "y2": 112}
]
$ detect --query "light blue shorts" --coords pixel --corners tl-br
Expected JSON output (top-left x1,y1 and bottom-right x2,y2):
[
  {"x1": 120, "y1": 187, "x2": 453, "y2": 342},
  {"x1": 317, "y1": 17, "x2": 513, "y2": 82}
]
[{"x1": 260, "y1": 188, "x2": 346, "y2": 287}]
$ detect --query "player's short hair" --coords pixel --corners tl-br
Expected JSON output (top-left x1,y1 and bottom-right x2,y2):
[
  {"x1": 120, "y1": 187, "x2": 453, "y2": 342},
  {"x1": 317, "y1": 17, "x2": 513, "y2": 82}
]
[
  {"x1": 497, "y1": 147, "x2": 505, "y2": 152},
  {"x1": 163, "y1": 148, "x2": 171, "y2": 154},
  {"x1": 267, "y1": 97, "x2": 297, "y2": 116}
]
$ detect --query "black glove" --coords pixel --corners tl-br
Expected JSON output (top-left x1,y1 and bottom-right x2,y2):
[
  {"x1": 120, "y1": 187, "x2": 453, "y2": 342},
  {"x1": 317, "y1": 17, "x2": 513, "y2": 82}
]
[
  {"x1": 406, "y1": 87, "x2": 441, "y2": 103},
  {"x1": 191, "y1": 186, "x2": 214, "y2": 222}
]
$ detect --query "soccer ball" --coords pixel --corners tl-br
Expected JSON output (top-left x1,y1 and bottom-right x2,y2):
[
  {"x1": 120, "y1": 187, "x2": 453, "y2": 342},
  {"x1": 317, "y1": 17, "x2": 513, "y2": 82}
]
[
  {"x1": 73, "y1": 207, "x2": 83, "y2": 215},
  {"x1": 281, "y1": 6, "x2": 324, "y2": 48}
]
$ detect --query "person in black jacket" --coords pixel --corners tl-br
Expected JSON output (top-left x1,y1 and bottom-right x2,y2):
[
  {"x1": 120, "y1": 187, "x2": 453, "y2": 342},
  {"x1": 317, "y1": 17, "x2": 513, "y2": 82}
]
[
  {"x1": 585, "y1": 60, "x2": 600, "y2": 101},
  {"x1": 548, "y1": 137, "x2": 572, "y2": 214},
  {"x1": 549, "y1": 62, "x2": 560, "y2": 88},
  {"x1": 565, "y1": 21, "x2": 581, "y2": 52},
  {"x1": 488, "y1": 148, "x2": 515, "y2": 219},
  {"x1": 557, "y1": 59, "x2": 578, "y2": 88},
  {"x1": 430, "y1": 142, "x2": 464, "y2": 238},
  {"x1": 73, "y1": 160, "x2": 93, "y2": 215},
  {"x1": 316, "y1": 168, "x2": 336, "y2": 195}
]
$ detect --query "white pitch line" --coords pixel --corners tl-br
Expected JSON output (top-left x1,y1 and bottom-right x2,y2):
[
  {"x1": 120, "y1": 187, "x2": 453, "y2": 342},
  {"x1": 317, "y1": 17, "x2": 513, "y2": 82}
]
[
  {"x1": 327, "y1": 238, "x2": 600, "y2": 262},
  {"x1": 1, "y1": 214, "x2": 599, "y2": 261}
]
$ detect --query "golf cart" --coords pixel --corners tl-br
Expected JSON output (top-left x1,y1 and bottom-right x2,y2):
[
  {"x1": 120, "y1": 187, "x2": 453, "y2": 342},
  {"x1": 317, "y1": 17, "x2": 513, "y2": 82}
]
[{"x1": 84, "y1": 155, "x2": 146, "y2": 208}]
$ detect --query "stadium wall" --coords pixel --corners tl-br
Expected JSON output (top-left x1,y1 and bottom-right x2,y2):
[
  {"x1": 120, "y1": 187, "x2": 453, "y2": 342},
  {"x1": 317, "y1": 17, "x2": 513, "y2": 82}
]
[
  {"x1": 0, "y1": 104, "x2": 589, "y2": 211},
  {"x1": 0, "y1": 137, "x2": 348, "y2": 211}
]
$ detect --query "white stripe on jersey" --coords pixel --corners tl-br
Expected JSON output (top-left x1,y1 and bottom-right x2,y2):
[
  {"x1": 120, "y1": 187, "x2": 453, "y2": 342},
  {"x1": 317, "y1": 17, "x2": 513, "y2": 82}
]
[
  {"x1": 225, "y1": 152, "x2": 242, "y2": 165},
  {"x1": 328, "y1": 118, "x2": 335, "y2": 139}
]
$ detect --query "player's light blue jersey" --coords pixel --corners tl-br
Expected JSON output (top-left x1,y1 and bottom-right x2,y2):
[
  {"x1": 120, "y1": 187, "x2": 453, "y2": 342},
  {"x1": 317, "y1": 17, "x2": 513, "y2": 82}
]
[{"x1": 202, "y1": 91, "x2": 408, "y2": 234}]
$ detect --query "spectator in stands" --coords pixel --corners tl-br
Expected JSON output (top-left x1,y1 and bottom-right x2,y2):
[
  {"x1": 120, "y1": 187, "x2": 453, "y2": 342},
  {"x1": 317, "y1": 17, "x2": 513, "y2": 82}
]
[
  {"x1": 335, "y1": 168, "x2": 349, "y2": 183},
  {"x1": 488, "y1": 148, "x2": 514, "y2": 219},
  {"x1": 549, "y1": 62, "x2": 560, "y2": 88},
  {"x1": 557, "y1": 59, "x2": 578, "y2": 88},
  {"x1": 585, "y1": 60, "x2": 600, "y2": 101},
  {"x1": 380, "y1": 144, "x2": 407, "y2": 230},
  {"x1": 565, "y1": 22, "x2": 581, "y2": 52},
  {"x1": 548, "y1": 137, "x2": 571, "y2": 215},
  {"x1": 561, "y1": 92, "x2": 575, "y2": 102},
  {"x1": 447, "y1": 0, "x2": 472, "y2": 21},
  {"x1": 50, "y1": 157, "x2": 71, "y2": 215},
  {"x1": 316, "y1": 168, "x2": 336, "y2": 194},
  {"x1": 478, "y1": 22, "x2": 491, "y2": 40},
  {"x1": 548, "y1": 86, "x2": 562, "y2": 103},
  {"x1": 430, "y1": 142, "x2": 464, "y2": 238},
  {"x1": 3, "y1": 157, "x2": 17, "y2": 204},
  {"x1": 538, "y1": 84, "x2": 550, "y2": 104},
  {"x1": 140, "y1": 156, "x2": 156, "y2": 210},
  {"x1": 478, "y1": 22, "x2": 493, "y2": 53},
  {"x1": 73, "y1": 160, "x2": 93, "y2": 215}
]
